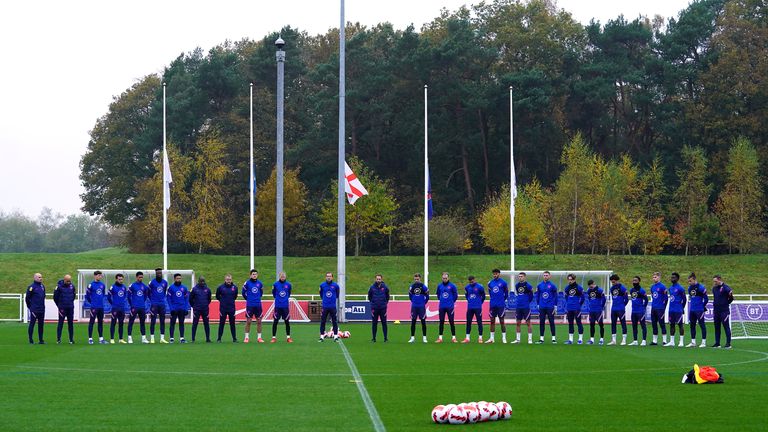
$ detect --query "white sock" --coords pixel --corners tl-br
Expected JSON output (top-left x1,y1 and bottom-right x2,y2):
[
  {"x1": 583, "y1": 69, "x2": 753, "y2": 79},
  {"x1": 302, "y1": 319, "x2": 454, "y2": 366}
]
[
  {"x1": 245, "y1": 332, "x2": 250, "y2": 338},
  {"x1": 568, "y1": 334, "x2": 573, "y2": 342},
  {"x1": 516, "y1": 331, "x2": 520, "y2": 341},
  {"x1": 578, "y1": 335, "x2": 583, "y2": 342},
  {"x1": 590, "y1": 337, "x2": 594, "y2": 342},
  {"x1": 528, "y1": 334, "x2": 533, "y2": 342},
  {"x1": 622, "y1": 335, "x2": 627, "y2": 343},
  {"x1": 99, "y1": 337, "x2": 104, "y2": 341},
  {"x1": 466, "y1": 334, "x2": 470, "y2": 340},
  {"x1": 653, "y1": 335, "x2": 658, "y2": 343},
  {"x1": 257, "y1": 333, "x2": 262, "y2": 339},
  {"x1": 502, "y1": 332, "x2": 507, "y2": 343},
  {"x1": 663, "y1": 335, "x2": 667, "y2": 343},
  {"x1": 611, "y1": 335, "x2": 616, "y2": 342}
]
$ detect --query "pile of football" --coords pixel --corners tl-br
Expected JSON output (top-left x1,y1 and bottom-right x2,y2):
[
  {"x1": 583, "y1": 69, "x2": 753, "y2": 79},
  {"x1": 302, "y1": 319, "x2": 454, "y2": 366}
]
[
  {"x1": 431, "y1": 401, "x2": 512, "y2": 425},
  {"x1": 323, "y1": 330, "x2": 351, "y2": 338}
]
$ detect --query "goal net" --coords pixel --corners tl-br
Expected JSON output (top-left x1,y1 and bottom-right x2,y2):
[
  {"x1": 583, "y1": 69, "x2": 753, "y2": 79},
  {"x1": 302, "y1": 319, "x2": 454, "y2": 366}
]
[
  {"x1": 261, "y1": 297, "x2": 311, "y2": 323},
  {"x1": 501, "y1": 270, "x2": 613, "y2": 316},
  {"x1": 76, "y1": 269, "x2": 195, "y2": 319},
  {"x1": 730, "y1": 301, "x2": 768, "y2": 339}
]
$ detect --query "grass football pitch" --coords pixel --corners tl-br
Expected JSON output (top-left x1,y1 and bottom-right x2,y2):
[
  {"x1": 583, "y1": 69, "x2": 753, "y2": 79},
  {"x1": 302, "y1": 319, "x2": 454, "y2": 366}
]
[{"x1": 0, "y1": 322, "x2": 766, "y2": 431}]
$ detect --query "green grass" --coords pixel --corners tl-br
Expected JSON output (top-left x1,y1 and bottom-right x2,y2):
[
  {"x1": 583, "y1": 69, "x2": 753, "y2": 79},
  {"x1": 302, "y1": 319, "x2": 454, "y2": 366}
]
[
  {"x1": 0, "y1": 322, "x2": 766, "y2": 431},
  {"x1": 2, "y1": 252, "x2": 767, "y2": 295}
]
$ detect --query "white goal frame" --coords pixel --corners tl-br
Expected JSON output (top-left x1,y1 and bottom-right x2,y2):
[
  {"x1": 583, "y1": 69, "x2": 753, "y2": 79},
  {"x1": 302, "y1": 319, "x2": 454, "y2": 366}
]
[
  {"x1": 730, "y1": 300, "x2": 768, "y2": 340},
  {"x1": 261, "y1": 297, "x2": 311, "y2": 322}
]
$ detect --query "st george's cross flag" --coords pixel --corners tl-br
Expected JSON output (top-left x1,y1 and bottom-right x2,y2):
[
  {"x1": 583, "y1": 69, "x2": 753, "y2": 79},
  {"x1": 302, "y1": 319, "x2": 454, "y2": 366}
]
[{"x1": 344, "y1": 161, "x2": 368, "y2": 205}]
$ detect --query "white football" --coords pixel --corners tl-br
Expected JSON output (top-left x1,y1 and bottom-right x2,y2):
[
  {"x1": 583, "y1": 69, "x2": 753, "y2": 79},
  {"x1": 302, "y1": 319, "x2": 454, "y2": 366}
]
[
  {"x1": 447, "y1": 405, "x2": 467, "y2": 425},
  {"x1": 343, "y1": 330, "x2": 351, "y2": 338},
  {"x1": 464, "y1": 405, "x2": 480, "y2": 424},
  {"x1": 496, "y1": 401, "x2": 512, "y2": 419},
  {"x1": 477, "y1": 402, "x2": 491, "y2": 422},
  {"x1": 486, "y1": 402, "x2": 499, "y2": 421},
  {"x1": 431, "y1": 405, "x2": 448, "y2": 424}
]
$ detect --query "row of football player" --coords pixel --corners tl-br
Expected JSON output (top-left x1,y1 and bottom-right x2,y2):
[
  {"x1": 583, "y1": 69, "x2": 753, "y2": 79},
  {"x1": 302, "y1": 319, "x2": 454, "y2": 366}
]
[{"x1": 27, "y1": 269, "x2": 734, "y2": 348}]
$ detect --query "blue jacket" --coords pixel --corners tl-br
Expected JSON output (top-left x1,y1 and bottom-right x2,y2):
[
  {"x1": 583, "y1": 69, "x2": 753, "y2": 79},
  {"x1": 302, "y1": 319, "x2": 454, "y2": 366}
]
[
  {"x1": 54, "y1": 280, "x2": 75, "y2": 309},
  {"x1": 190, "y1": 283, "x2": 212, "y2": 310},
  {"x1": 464, "y1": 283, "x2": 485, "y2": 309},
  {"x1": 564, "y1": 283, "x2": 585, "y2": 312},
  {"x1": 320, "y1": 281, "x2": 340, "y2": 309},
  {"x1": 167, "y1": 283, "x2": 189, "y2": 311},
  {"x1": 367, "y1": 282, "x2": 390, "y2": 310},
  {"x1": 272, "y1": 280, "x2": 292, "y2": 308},
  {"x1": 85, "y1": 281, "x2": 106, "y2": 309},
  {"x1": 436, "y1": 281, "x2": 458, "y2": 309},
  {"x1": 108, "y1": 283, "x2": 128, "y2": 310},
  {"x1": 128, "y1": 282, "x2": 149, "y2": 310},
  {"x1": 216, "y1": 283, "x2": 239, "y2": 312},
  {"x1": 586, "y1": 287, "x2": 606, "y2": 313},
  {"x1": 148, "y1": 278, "x2": 168, "y2": 306},
  {"x1": 25, "y1": 281, "x2": 46, "y2": 312},
  {"x1": 668, "y1": 283, "x2": 687, "y2": 313},
  {"x1": 712, "y1": 283, "x2": 733, "y2": 311},
  {"x1": 514, "y1": 282, "x2": 534, "y2": 309},
  {"x1": 242, "y1": 279, "x2": 264, "y2": 307},
  {"x1": 535, "y1": 281, "x2": 558, "y2": 309},
  {"x1": 409, "y1": 282, "x2": 429, "y2": 307},
  {"x1": 630, "y1": 286, "x2": 648, "y2": 314},
  {"x1": 487, "y1": 278, "x2": 509, "y2": 308},
  {"x1": 650, "y1": 282, "x2": 668, "y2": 310},
  {"x1": 688, "y1": 283, "x2": 709, "y2": 312},
  {"x1": 609, "y1": 284, "x2": 629, "y2": 312}
]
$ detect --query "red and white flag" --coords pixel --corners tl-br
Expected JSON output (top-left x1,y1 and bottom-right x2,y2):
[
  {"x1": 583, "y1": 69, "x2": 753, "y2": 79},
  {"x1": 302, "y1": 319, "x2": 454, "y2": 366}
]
[{"x1": 344, "y1": 161, "x2": 368, "y2": 205}]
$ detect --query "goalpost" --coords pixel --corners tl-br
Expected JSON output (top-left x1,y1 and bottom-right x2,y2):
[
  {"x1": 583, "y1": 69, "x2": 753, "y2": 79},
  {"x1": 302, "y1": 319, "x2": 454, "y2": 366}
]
[
  {"x1": 76, "y1": 269, "x2": 195, "y2": 320},
  {"x1": 261, "y1": 298, "x2": 311, "y2": 323},
  {"x1": 500, "y1": 270, "x2": 614, "y2": 317},
  {"x1": 730, "y1": 300, "x2": 768, "y2": 339}
]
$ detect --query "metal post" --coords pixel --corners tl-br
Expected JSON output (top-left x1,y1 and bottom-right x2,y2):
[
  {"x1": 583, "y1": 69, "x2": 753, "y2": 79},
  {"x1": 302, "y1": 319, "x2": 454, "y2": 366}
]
[
  {"x1": 338, "y1": 0, "x2": 347, "y2": 322},
  {"x1": 250, "y1": 83, "x2": 255, "y2": 271},
  {"x1": 275, "y1": 37, "x2": 285, "y2": 278}
]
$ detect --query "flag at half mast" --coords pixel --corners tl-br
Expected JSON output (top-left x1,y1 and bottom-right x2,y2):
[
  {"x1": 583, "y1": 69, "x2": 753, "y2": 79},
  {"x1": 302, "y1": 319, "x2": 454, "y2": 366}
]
[{"x1": 344, "y1": 161, "x2": 368, "y2": 205}]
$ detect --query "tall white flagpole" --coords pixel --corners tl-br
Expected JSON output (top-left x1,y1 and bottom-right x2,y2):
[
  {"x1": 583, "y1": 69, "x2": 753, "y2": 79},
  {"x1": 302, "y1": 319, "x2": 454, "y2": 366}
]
[
  {"x1": 337, "y1": 0, "x2": 347, "y2": 321},
  {"x1": 510, "y1": 86, "x2": 515, "y2": 272},
  {"x1": 162, "y1": 83, "x2": 168, "y2": 272},
  {"x1": 424, "y1": 85, "x2": 429, "y2": 287},
  {"x1": 250, "y1": 83, "x2": 255, "y2": 271}
]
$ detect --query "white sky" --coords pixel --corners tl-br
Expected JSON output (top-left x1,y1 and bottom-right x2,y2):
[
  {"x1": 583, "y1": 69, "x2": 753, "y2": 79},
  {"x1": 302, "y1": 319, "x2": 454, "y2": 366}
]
[{"x1": 0, "y1": 0, "x2": 691, "y2": 218}]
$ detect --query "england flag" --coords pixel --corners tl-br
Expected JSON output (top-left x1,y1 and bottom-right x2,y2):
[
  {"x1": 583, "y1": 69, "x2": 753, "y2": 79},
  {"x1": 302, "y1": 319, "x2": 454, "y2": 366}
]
[{"x1": 344, "y1": 161, "x2": 368, "y2": 205}]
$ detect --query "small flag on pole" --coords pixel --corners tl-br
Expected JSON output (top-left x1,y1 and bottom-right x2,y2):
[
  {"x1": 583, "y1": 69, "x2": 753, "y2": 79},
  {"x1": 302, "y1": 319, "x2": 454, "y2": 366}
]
[
  {"x1": 427, "y1": 173, "x2": 434, "y2": 220},
  {"x1": 163, "y1": 148, "x2": 173, "y2": 209},
  {"x1": 344, "y1": 161, "x2": 368, "y2": 205},
  {"x1": 511, "y1": 161, "x2": 518, "y2": 201}
]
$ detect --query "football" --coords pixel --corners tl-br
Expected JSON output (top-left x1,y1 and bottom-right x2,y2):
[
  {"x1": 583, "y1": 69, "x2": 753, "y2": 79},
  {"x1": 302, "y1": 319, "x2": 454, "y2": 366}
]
[
  {"x1": 447, "y1": 405, "x2": 467, "y2": 425},
  {"x1": 464, "y1": 405, "x2": 480, "y2": 424},
  {"x1": 496, "y1": 401, "x2": 512, "y2": 420},
  {"x1": 486, "y1": 402, "x2": 500, "y2": 421},
  {"x1": 431, "y1": 405, "x2": 447, "y2": 424},
  {"x1": 476, "y1": 402, "x2": 491, "y2": 422}
]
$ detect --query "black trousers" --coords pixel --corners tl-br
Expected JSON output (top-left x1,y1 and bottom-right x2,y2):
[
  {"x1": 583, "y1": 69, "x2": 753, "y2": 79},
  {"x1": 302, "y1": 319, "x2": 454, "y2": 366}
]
[
  {"x1": 611, "y1": 311, "x2": 627, "y2": 335},
  {"x1": 371, "y1": 308, "x2": 387, "y2": 340},
  {"x1": 128, "y1": 309, "x2": 146, "y2": 336},
  {"x1": 631, "y1": 312, "x2": 647, "y2": 340},
  {"x1": 218, "y1": 311, "x2": 236, "y2": 341},
  {"x1": 689, "y1": 311, "x2": 707, "y2": 340},
  {"x1": 713, "y1": 309, "x2": 731, "y2": 345},
  {"x1": 110, "y1": 310, "x2": 125, "y2": 340},
  {"x1": 28, "y1": 309, "x2": 45, "y2": 343},
  {"x1": 466, "y1": 309, "x2": 483, "y2": 336},
  {"x1": 88, "y1": 308, "x2": 104, "y2": 338},
  {"x1": 57, "y1": 307, "x2": 74, "y2": 342},
  {"x1": 169, "y1": 310, "x2": 186, "y2": 339},
  {"x1": 320, "y1": 308, "x2": 338, "y2": 335},
  {"x1": 651, "y1": 309, "x2": 667, "y2": 335},
  {"x1": 539, "y1": 308, "x2": 556, "y2": 337},
  {"x1": 439, "y1": 307, "x2": 456, "y2": 336},
  {"x1": 192, "y1": 309, "x2": 210, "y2": 341},
  {"x1": 567, "y1": 311, "x2": 583, "y2": 334}
]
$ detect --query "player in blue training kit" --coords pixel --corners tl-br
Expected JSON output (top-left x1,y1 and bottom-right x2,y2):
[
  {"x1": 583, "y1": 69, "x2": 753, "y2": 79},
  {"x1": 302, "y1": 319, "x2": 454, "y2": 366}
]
[
  {"x1": 435, "y1": 272, "x2": 458, "y2": 343},
  {"x1": 608, "y1": 274, "x2": 629, "y2": 345},
  {"x1": 319, "y1": 272, "x2": 340, "y2": 341},
  {"x1": 271, "y1": 272, "x2": 293, "y2": 343},
  {"x1": 216, "y1": 274, "x2": 239, "y2": 343},
  {"x1": 85, "y1": 271, "x2": 107, "y2": 344},
  {"x1": 463, "y1": 275, "x2": 486, "y2": 343},
  {"x1": 535, "y1": 271, "x2": 558, "y2": 344},
  {"x1": 54, "y1": 274, "x2": 75, "y2": 344},
  {"x1": 666, "y1": 272, "x2": 687, "y2": 347},
  {"x1": 564, "y1": 273, "x2": 585, "y2": 344},
  {"x1": 127, "y1": 272, "x2": 150, "y2": 344},
  {"x1": 629, "y1": 276, "x2": 648, "y2": 346},
  {"x1": 242, "y1": 269, "x2": 264, "y2": 343},
  {"x1": 368, "y1": 274, "x2": 390, "y2": 342},
  {"x1": 586, "y1": 280, "x2": 606, "y2": 345},
  {"x1": 649, "y1": 272, "x2": 668, "y2": 345},
  {"x1": 512, "y1": 272, "x2": 534, "y2": 344},
  {"x1": 148, "y1": 268, "x2": 169, "y2": 343},
  {"x1": 167, "y1": 273, "x2": 189, "y2": 343},
  {"x1": 408, "y1": 273, "x2": 429, "y2": 343},
  {"x1": 711, "y1": 275, "x2": 734, "y2": 348},
  {"x1": 108, "y1": 274, "x2": 128, "y2": 344},
  {"x1": 486, "y1": 269, "x2": 509, "y2": 343},
  {"x1": 687, "y1": 273, "x2": 709, "y2": 348},
  {"x1": 25, "y1": 273, "x2": 46, "y2": 344},
  {"x1": 190, "y1": 276, "x2": 212, "y2": 343}
]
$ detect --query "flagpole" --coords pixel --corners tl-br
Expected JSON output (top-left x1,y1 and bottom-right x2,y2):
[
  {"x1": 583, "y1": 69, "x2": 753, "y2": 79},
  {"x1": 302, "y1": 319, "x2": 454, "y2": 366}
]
[
  {"x1": 337, "y1": 0, "x2": 347, "y2": 322},
  {"x1": 162, "y1": 83, "x2": 168, "y2": 272},
  {"x1": 510, "y1": 86, "x2": 515, "y2": 272},
  {"x1": 424, "y1": 85, "x2": 429, "y2": 287},
  {"x1": 249, "y1": 83, "x2": 255, "y2": 271}
]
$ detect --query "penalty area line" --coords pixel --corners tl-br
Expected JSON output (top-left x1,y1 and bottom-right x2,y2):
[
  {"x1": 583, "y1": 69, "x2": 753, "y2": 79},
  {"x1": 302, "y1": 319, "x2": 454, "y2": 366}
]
[{"x1": 339, "y1": 340, "x2": 386, "y2": 432}]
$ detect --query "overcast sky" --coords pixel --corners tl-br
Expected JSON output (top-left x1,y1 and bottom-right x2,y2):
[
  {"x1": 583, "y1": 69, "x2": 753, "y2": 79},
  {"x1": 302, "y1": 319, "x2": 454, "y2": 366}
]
[{"x1": 0, "y1": 0, "x2": 692, "y2": 218}]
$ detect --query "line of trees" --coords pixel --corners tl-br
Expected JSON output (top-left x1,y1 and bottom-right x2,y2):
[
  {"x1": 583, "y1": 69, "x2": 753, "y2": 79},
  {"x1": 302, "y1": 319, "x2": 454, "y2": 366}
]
[
  {"x1": 80, "y1": 0, "x2": 768, "y2": 256},
  {"x1": 0, "y1": 209, "x2": 120, "y2": 253}
]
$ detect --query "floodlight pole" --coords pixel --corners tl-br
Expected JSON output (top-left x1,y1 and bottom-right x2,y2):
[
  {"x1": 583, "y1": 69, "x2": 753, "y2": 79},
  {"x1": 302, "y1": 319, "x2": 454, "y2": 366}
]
[
  {"x1": 338, "y1": 0, "x2": 347, "y2": 322},
  {"x1": 276, "y1": 37, "x2": 285, "y2": 279}
]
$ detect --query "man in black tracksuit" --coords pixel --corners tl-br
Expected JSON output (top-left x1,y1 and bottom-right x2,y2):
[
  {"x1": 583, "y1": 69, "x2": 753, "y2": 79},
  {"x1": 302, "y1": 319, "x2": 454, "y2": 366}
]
[
  {"x1": 190, "y1": 277, "x2": 212, "y2": 343},
  {"x1": 54, "y1": 275, "x2": 76, "y2": 344},
  {"x1": 712, "y1": 275, "x2": 734, "y2": 348},
  {"x1": 367, "y1": 274, "x2": 390, "y2": 342},
  {"x1": 216, "y1": 274, "x2": 238, "y2": 342}
]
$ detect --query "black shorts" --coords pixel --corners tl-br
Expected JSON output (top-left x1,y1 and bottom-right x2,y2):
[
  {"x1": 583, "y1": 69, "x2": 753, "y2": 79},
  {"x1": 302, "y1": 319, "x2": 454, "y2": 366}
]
[
  {"x1": 411, "y1": 306, "x2": 426, "y2": 320},
  {"x1": 669, "y1": 311, "x2": 684, "y2": 324},
  {"x1": 489, "y1": 306, "x2": 506, "y2": 319},
  {"x1": 274, "y1": 307, "x2": 290, "y2": 320},
  {"x1": 246, "y1": 306, "x2": 263, "y2": 319},
  {"x1": 515, "y1": 308, "x2": 531, "y2": 321},
  {"x1": 689, "y1": 310, "x2": 705, "y2": 323},
  {"x1": 651, "y1": 308, "x2": 666, "y2": 322}
]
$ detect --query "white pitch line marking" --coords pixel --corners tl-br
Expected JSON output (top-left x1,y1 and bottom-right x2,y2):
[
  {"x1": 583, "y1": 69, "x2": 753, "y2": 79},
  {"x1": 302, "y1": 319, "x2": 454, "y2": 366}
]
[{"x1": 339, "y1": 340, "x2": 386, "y2": 432}]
